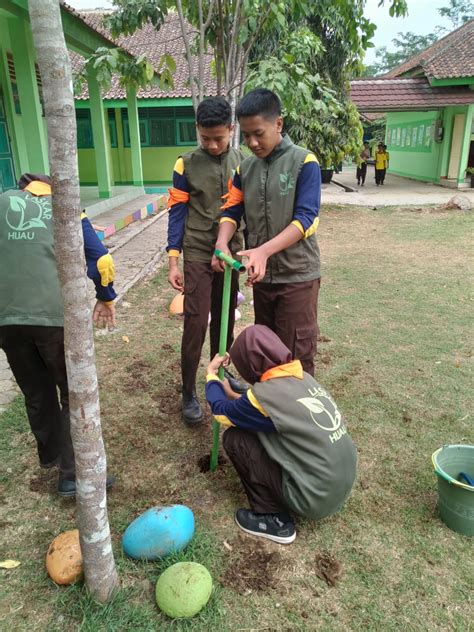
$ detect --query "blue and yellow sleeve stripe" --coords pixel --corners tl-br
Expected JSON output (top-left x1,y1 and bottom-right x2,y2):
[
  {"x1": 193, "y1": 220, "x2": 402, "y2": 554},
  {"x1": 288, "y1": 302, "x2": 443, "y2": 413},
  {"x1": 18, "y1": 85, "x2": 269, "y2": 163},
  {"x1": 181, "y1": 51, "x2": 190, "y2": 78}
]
[
  {"x1": 167, "y1": 158, "x2": 190, "y2": 256},
  {"x1": 81, "y1": 213, "x2": 117, "y2": 302},
  {"x1": 292, "y1": 153, "x2": 321, "y2": 239},
  {"x1": 205, "y1": 377, "x2": 275, "y2": 432}
]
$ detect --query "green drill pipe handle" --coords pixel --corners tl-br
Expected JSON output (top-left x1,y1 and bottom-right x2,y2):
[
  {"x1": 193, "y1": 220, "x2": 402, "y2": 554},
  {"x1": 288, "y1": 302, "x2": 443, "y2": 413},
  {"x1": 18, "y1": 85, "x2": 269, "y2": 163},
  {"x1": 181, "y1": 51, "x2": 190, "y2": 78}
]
[
  {"x1": 209, "y1": 252, "x2": 245, "y2": 472},
  {"x1": 214, "y1": 249, "x2": 246, "y2": 272}
]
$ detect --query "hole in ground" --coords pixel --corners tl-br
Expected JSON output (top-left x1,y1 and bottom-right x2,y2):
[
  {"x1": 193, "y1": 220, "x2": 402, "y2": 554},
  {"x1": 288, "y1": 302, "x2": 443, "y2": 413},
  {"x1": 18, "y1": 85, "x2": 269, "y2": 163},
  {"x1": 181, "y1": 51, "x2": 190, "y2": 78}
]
[{"x1": 197, "y1": 453, "x2": 228, "y2": 472}]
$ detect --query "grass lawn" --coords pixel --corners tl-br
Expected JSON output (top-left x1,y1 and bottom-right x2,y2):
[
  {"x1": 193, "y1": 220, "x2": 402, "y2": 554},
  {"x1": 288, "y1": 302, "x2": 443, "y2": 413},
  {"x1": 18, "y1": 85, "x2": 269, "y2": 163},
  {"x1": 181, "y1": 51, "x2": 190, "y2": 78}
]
[{"x1": 0, "y1": 204, "x2": 472, "y2": 631}]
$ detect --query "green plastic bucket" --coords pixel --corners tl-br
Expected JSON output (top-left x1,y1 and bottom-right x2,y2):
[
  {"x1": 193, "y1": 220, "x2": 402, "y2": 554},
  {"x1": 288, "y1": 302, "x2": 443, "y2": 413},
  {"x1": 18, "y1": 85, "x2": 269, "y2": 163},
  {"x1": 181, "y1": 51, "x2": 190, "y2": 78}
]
[{"x1": 432, "y1": 444, "x2": 474, "y2": 536}]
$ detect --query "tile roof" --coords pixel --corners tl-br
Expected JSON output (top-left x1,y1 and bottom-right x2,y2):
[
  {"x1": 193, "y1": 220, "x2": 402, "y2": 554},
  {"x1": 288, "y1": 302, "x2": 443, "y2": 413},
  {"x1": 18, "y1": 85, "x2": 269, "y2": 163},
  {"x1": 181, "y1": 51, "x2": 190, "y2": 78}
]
[
  {"x1": 350, "y1": 78, "x2": 474, "y2": 111},
  {"x1": 72, "y1": 11, "x2": 216, "y2": 101},
  {"x1": 59, "y1": 1, "x2": 119, "y2": 49},
  {"x1": 385, "y1": 19, "x2": 474, "y2": 80}
]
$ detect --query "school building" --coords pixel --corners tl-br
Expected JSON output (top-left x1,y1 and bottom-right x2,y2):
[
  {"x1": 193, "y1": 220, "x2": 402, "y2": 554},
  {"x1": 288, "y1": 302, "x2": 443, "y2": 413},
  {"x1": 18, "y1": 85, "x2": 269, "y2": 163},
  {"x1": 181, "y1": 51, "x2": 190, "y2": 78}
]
[
  {"x1": 1, "y1": 4, "x2": 209, "y2": 204},
  {"x1": 351, "y1": 20, "x2": 474, "y2": 188},
  {"x1": 72, "y1": 11, "x2": 213, "y2": 196}
]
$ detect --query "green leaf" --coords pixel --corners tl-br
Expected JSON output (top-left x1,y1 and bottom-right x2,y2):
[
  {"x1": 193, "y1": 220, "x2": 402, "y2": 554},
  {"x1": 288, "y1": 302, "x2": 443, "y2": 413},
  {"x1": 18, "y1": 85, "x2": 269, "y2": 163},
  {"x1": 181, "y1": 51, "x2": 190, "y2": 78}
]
[
  {"x1": 9, "y1": 197, "x2": 26, "y2": 213},
  {"x1": 26, "y1": 218, "x2": 47, "y2": 229},
  {"x1": 297, "y1": 397, "x2": 326, "y2": 415}
]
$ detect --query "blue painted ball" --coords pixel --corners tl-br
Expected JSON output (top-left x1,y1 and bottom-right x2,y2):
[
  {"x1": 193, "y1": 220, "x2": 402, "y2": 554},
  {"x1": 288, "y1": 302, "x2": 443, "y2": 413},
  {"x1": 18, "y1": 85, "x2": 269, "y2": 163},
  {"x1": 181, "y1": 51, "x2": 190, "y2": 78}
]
[{"x1": 122, "y1": 505, "x2": 195, "y2": 560}]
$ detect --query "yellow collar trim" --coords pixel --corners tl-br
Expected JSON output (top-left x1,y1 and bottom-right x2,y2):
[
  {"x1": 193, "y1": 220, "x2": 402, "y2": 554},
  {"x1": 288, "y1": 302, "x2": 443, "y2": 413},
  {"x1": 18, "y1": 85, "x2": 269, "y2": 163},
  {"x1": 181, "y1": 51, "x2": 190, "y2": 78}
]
[
  {"x1": 260, "y1": 360, "x2": 303, "y2": 382},
  {"x1": 24, "y1": 181, "x2": 51, "y2": 196}
]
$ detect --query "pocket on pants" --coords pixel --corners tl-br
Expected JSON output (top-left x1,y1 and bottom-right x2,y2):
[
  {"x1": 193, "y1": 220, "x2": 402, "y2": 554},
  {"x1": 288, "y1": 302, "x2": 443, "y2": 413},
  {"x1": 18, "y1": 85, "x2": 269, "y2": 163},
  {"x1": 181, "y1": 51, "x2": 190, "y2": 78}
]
[{"x1": 295, "y1": 325, "x2": 317, "y2": 362}]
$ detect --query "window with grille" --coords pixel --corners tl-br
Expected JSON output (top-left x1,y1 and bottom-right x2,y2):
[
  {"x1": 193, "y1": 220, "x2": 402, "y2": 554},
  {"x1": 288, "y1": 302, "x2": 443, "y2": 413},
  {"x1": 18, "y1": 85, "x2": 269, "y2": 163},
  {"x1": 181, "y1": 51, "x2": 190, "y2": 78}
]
[
  {"x1": 121, "y1": 106, "x2": 197, "y2": 147},
  {"x1": 75, "y1": 109, "x2": 94, "y2": 149}
]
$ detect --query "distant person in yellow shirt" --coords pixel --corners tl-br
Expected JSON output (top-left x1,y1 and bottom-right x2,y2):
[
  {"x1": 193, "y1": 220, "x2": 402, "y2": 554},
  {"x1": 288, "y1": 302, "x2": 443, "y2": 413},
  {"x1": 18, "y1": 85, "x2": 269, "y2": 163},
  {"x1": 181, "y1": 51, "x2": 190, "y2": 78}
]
[{"x1": 375, "y1": 143, "x2": 388, "y2": 186}]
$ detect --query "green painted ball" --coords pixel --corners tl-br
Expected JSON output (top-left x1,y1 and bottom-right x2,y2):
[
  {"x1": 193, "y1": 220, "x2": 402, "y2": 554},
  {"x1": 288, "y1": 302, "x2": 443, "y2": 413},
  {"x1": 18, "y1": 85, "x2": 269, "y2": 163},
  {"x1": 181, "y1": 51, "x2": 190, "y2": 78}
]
[{"x1": 155, "y1": 562, "x2": 212, "y2": 618}]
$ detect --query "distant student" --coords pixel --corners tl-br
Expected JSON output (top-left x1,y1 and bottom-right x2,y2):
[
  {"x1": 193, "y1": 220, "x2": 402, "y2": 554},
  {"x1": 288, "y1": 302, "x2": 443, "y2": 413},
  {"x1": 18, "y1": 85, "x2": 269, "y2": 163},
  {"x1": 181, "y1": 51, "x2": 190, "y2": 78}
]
[
  {"x1": 214, "y1": 88, "x2": 321, "y2": 376},
  {"x1": 166, "y1": 97, "x2": 246, "y2": 425},
  {"x1": 205, "y1": 325, "x2": 357, "y2": 544},
  {"x1": 375, "y1": 143, "x2": 388, "y2": 186},
  {"x1": 356, "y1": 141, "x2": 370, "y2": 186},
  {"x1": 383, "y1": 144, "x2": 390, "y2": 169}
]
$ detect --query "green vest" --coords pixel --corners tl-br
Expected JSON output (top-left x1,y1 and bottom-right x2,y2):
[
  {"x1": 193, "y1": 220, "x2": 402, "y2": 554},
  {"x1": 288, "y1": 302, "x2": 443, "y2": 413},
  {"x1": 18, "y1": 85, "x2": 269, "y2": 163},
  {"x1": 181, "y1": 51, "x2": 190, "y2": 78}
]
[
  {"x1": 240, "y1": 135, "x2": 320, "y2": 283},
  {"x1": 182, "y1": 146, "x2": 244, "y2": 262},
  {"x1": 0, "y1": 190, "x2": 64, "y2": 327},
  {"x1": 253, "y1": 373, "x2": 357, "y2": 519}
]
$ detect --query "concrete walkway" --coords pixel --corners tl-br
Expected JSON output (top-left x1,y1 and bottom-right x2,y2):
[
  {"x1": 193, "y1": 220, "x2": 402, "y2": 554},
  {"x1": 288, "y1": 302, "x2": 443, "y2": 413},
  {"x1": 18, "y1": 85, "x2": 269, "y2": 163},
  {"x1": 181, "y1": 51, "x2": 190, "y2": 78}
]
[{"x1": 323, "y1": 166, "x2": 474, "y2": 206}]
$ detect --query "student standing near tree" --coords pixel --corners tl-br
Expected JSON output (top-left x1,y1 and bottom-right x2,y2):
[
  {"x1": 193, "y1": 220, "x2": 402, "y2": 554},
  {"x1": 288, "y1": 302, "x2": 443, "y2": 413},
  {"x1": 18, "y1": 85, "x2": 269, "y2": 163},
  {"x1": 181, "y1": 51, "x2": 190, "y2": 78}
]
[
  {"x1": 0, "y1": 174, "x2": 116, "y2": 497},
  {"x1": 167, "y1": 97, "x2": 247, "y2": 425},
  {"x1": 213, "y1": 89, "x2": 321, "y2": 376},
  {"x1": 375, "y1": 143, "x2": 388, "y2": 186}
]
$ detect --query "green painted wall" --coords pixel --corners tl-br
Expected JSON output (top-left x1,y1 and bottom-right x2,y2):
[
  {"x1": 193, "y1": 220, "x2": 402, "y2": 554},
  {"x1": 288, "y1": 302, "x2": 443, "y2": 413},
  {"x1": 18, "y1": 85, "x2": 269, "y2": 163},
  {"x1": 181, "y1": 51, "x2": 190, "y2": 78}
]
[
  {"x1": 78, "y1": 145, "x2": 196, "y2": 185},
  {"x1": 385, "y1": 110, "x2": 442, "y2": 182},
  {"x1": 0, "y1": 15, "x2": 27, "y2": 176}
]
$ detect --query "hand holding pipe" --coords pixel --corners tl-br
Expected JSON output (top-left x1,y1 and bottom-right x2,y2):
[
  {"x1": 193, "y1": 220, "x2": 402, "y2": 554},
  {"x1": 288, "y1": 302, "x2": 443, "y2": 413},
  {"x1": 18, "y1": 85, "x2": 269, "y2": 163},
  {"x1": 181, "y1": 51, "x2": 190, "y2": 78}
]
[
  {"x1": 209, "y1": 250, "x2": 245, "y2": 471},
  {"x1": 214, "y1": 249, "x2": 246, "y2": 272}
]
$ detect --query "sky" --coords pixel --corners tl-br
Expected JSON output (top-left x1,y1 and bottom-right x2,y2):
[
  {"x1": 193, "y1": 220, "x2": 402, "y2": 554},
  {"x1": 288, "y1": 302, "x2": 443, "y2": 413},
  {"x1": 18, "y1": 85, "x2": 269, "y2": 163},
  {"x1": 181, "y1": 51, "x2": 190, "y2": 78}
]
[{"x1": 68, "y1": 0, "x2": 457, "y2": 63}]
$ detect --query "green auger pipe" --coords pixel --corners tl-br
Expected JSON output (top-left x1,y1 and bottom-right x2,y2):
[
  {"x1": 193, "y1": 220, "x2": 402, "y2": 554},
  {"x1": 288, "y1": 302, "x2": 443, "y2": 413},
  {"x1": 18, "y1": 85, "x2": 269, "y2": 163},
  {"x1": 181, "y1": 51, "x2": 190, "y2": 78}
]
[{"x1": 210, "y1": 250, "x2": 246, "y2": 472}]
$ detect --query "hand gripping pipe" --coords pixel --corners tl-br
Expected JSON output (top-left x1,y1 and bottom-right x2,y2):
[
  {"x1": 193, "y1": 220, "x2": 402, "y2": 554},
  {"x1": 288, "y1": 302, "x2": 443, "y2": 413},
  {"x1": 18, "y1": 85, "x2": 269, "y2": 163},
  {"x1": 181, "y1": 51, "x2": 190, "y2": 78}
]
[{"x1": 210, "y1": 250, "x2": 246, "y2": 471}]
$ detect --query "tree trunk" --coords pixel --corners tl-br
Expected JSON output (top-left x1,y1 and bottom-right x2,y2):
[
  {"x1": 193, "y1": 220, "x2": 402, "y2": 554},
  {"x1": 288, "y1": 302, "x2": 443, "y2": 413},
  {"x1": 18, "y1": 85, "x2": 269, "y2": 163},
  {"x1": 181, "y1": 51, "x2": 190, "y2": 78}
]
[{"x1": 28, "y1": 0, "x2": 118, "y2": 603}]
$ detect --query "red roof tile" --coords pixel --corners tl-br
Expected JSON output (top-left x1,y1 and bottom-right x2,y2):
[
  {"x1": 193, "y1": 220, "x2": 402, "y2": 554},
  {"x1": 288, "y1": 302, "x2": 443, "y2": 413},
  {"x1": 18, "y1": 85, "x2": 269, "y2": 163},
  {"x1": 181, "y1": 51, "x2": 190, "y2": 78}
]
[
  {"x1": 350, "y1": 78, "x2": 474, "y2": 111},
  {"x1": 385, "y1": 19, "x2": 474, "y2": 80},
  {"x1": 72, "y1": 11, "x2": 216, "y2": 101}
]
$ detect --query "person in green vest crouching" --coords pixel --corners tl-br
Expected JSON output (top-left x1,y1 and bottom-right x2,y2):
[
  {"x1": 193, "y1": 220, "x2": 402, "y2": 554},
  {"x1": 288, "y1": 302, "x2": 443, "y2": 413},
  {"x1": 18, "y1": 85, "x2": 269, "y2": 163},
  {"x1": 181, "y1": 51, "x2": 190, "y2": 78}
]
[
  {"x1": 206, "y1": 325, "x2": 357, "y2": 544},
  {"x1": 0, "y1": 173, "x2": 116, "y2": 497},
  {"x1": 214, "y1": 88, "x2": 321, "y2": 376},
  {"x1": 167, "y1": 97, "x2": 247, "y2": 425}
]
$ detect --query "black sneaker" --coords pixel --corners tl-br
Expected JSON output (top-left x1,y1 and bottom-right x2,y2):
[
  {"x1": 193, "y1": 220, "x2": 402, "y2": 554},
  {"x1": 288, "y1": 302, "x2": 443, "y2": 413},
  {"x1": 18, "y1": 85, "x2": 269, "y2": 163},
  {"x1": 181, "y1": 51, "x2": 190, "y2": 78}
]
[
  {"x1": 235, "y1": 508, "x2": 296, "y2": 544},
  {"x1": 182, "y1": 389, "x2": 203, "y2": 425},
  {"x1": 223, "y1": 370, "x2": 248, "y2": 394},
  {"x1": 58, "y1": 476, "x2": 116, "y2": 498}
]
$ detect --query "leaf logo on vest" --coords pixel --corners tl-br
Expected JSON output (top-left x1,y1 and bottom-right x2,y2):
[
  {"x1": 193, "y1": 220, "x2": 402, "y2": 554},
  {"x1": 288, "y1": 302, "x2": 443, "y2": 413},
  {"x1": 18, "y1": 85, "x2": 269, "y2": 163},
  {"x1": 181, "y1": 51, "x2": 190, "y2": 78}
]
[
  {"x1": 297, "y1": 390, "x2": 346, "y2": 443},
  {"x1": 279, "y1": 171, "x2": 295, "y2": 196},
  {"x1": 6, "y1": 194, "x2": 51, "y2": 241}
]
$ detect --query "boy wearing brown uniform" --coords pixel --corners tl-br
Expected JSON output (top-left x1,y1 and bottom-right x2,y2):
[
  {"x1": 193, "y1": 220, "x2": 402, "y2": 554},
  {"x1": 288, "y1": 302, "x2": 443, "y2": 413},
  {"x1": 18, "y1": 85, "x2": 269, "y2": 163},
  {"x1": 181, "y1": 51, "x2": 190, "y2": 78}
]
[
  {"x1": 167, "y1": 97, "x2": 246, "y2": 424},
  {"x1": 214, "y1": 89, "x2": 321, "y2": 375}
]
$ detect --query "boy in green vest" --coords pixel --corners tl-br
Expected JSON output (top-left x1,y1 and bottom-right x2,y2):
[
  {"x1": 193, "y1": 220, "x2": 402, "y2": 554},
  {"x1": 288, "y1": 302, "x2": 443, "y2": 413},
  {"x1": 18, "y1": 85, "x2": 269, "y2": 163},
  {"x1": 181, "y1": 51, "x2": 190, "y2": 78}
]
[
  {"x1": 205, "y1": 325, "x2": 357, "y2": 544},
  {"x1": 0, "y1": 173, "x2": 116, "y2": 497},
  {"x1": 213, "y1": 89, "x2": 321, "y2": 376},
  {"x1": 167, "y1": 97, "x2": 246, "y2": 425}
]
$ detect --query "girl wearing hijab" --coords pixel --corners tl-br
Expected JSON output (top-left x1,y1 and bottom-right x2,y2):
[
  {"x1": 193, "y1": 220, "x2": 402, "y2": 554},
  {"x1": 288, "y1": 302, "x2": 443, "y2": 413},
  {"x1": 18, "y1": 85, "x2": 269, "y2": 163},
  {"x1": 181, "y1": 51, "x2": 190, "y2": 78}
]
[{"x1": 205, "y1": 325, "x2": 357, "y2": 544}]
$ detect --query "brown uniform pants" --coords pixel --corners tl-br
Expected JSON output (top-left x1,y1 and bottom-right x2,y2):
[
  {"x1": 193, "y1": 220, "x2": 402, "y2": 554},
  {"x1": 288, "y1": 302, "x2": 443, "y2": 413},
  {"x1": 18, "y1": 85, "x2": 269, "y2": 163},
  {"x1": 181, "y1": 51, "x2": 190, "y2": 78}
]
[
  {"x1": 253, "y1": 278, "x2": 320, "y2": 376},
  {"x1": 223, "y1": 427, "x2": 289, "y2": 514},
  {"x1": 182, "y1": 260, "x2": 239, "y2": 393},
  {"x1": 0, "y1": 325, "x2": 75, "y2": 480}
]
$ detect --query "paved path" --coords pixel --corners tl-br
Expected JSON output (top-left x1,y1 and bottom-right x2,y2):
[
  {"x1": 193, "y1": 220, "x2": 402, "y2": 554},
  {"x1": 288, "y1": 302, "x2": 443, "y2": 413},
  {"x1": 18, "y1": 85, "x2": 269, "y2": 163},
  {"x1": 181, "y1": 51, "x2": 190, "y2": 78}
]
[
  {"x1": 323, "y1": 167, "x2": 474, "y2": 206},
  {"x1": 0, "y1": 210, "x2": 169, "y2": 413}
]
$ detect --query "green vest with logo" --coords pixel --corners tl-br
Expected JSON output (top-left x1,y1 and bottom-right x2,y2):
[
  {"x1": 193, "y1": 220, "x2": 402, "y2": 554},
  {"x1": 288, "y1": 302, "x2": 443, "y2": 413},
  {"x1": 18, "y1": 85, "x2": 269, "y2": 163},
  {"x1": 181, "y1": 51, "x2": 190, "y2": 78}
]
[
  {"x1": 0, "y1": 190, "x2": 64, "y2": 327},
  {"x1": 240, "y1": 135, "x2": 320, "y2": 283},
  {"x1": 253, "y1": 373, "x2": 357, "y2": 519},
  {"x1": 182, "y1": 146, "x2": 244, "y2": 262}
]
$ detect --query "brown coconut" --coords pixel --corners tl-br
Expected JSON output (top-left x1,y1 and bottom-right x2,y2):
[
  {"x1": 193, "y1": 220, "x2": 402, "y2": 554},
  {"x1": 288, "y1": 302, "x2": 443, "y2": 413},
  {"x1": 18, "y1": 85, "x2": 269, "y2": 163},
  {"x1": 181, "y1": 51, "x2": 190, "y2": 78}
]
[{"x1": 46, "y1": 529, "x2": 83, "y2": 585}]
